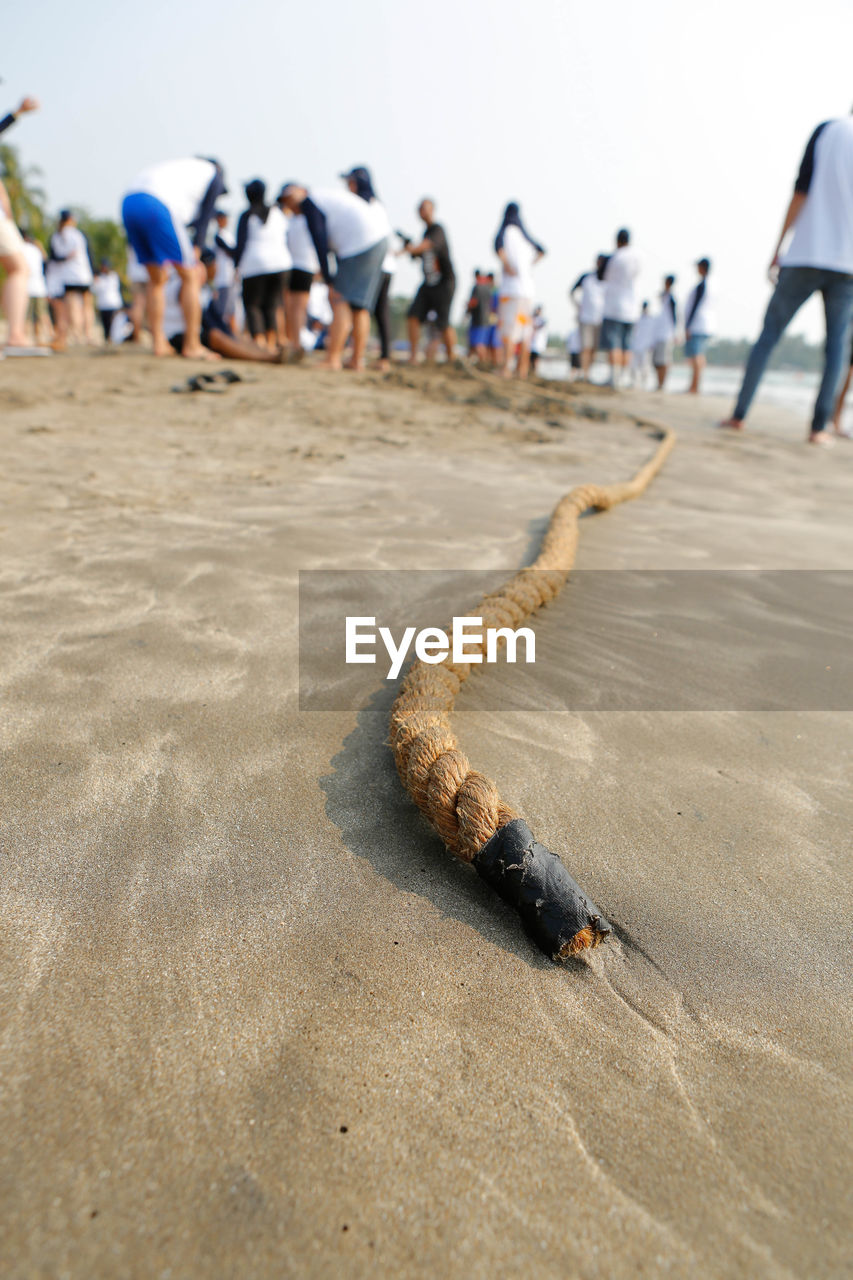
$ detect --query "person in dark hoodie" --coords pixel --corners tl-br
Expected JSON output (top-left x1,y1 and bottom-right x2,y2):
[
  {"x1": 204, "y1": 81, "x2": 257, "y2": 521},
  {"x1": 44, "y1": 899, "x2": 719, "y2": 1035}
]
[
  {"x1": 494, "y1": 201, "x2": 546, "y2": 379},
  {"x1": 233, "y1": 178, "x2": 291, "y2": 348},
  {"x1": 341, "y1": 165, "x2": 396, "y2": 369}
]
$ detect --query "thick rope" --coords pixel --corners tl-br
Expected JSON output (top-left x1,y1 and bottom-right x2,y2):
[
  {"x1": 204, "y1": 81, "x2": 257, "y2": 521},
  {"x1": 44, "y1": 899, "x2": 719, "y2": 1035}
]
[{"x1": 389, "y1": 423, "x2": 676, "y2": 951}]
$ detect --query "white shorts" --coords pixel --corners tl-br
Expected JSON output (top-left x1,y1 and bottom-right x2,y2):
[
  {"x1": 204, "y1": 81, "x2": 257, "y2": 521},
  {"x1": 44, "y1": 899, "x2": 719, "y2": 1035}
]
[
  {"x1": 499, "y1": 295, "x2": 533, "y2": 345},
  {"x1": 0, "y1": 216, "x2": 25, "y2": 258}
]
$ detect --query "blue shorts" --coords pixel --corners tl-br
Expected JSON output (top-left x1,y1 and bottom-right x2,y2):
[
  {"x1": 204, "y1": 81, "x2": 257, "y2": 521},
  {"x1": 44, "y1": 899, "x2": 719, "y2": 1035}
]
[
  {"x1": 488, "y1": 324, "x2": 501, "y2": 349},
  {"x1": 600, "y1": 317, "x2": 634, "y2": 352},
  {"x1": 332, "y1": 237, "x2": 388, "y2": 310},
  {"x1": 470, "y1": 325, "x2": 489, "y2": 347},
  {"x1": 121, "y1": 191, "x2": 194, "y2": 268},
  {"x1": 684, "y1": 333, "x2": 710, "y2": 358}
]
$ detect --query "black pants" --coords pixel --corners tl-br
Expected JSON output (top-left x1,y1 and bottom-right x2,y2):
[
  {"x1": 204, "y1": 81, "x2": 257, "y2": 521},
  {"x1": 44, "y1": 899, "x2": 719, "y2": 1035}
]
[
  {"x1": 373, "y1": 271, "x2": 392, "y2": 360},
  {"x1": 242, "y1": 271, "x2": 285, "y2": 337},
  {"x1": 99, "y1": 309, "x2": 116, "y2": 343}
]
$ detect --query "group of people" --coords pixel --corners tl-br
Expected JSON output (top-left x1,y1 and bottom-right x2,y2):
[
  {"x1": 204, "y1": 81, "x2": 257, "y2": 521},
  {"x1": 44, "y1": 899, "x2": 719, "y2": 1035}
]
[
  {"x1": 566, "y1": 235, "x2": 715, "y2": 394},
  {"x1": 3, "y1": 95, "x2": 853, "y2": 440}
]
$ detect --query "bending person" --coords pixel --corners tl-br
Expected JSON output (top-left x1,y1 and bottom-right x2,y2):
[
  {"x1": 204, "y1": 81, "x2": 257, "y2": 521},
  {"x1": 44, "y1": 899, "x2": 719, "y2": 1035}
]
[
  {"x1": 278, "y1": 182, "x2": 389, "y2": 371},
  {"x1": 121, "y1": 156, "x2": 226, "y2": 357}
]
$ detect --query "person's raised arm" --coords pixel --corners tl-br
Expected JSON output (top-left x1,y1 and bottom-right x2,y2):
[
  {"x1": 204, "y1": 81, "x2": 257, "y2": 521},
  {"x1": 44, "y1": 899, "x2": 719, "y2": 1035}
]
[{"x1": 0, "y1": 96, "x2": 39, "y2": 137}]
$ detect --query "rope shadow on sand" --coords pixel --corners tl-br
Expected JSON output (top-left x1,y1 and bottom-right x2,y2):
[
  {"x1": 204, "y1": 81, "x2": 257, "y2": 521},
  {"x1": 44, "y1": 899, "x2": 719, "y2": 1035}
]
[{"x1": 319, "y1": 680, "x2": 592, "y2": 973}]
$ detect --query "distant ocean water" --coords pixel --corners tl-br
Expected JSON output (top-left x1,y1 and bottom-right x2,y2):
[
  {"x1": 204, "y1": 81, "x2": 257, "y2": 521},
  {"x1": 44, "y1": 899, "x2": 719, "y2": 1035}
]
[{"x1": 540, "y1": 360, "x2": 824, "y2": 420}]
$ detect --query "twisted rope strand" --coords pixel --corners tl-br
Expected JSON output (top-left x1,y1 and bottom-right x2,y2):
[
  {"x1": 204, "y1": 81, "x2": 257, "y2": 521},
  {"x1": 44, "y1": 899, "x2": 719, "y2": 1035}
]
[{"x1": 389, "y1": 425, "x2": 676, "y2": 950}]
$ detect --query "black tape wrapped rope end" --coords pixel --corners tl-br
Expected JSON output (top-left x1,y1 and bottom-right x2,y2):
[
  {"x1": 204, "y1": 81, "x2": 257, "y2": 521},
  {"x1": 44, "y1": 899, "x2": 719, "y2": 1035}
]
[{"x1": 474, "y1": 819, "x2": 611, "y2": 962}]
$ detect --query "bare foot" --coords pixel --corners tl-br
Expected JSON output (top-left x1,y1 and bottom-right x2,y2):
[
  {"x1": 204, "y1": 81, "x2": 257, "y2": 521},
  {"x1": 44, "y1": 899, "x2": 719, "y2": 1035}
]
[
  {"x1": 375, "y1": 358, "x2": 390, "y2": 372},
  {"x1": 319, "y1": 357, "x2": 343, "y2": 370},
  {"x1": 718, "y1": 418, "x2": 744, "y2": 431},
  {"x1": 807, "y1": 431, "x2": 834, "y2": 447},
  {"x1": 181, "y1": 346, "x2": 219, "y2": 361},
  {"x1": 153, "y1": 341, "x2": 176, "y2": 357}
]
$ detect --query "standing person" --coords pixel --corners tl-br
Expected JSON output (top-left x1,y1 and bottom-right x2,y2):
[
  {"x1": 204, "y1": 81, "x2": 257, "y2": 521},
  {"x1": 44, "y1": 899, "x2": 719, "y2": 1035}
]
[
  {"x1": 282, "y1": 191, "x2": 321, "y2": 349},
  {"x1": 0, "y1": 96, "x2": 39, "y2": 350},
  {"x1": 21, "y1": 231, "x2": 52, "y2": 345},
  {"x1": 570, "y1": 254, "x2": 607, "y2": 380},
  {"x1": 601, "y1": 228, "x2": 641, "y2": 387},
  {"x1": 466, "y1": 268, "x2": 493, "y2": 363},
  {"x1": 530, "y1": 305, "x2": 548, "y2": 372},
  {"x1": 683, "y1": 259, "x2": 715, "y2": 393},
  {"x1": 652, "y1": 274, "x2": 677, "y2": 389},
  {"x1": 340, "y1": 166, "x2": 395, "y2": 370},
  {"x1": 721, "y1": 114, "x2": 853, "y2": 444},
  {"x1": 494, "y1": 202, "x2": 546, "y2": 380},
  {"x1": 50, "y1": 211, "x2": 95, "y2": 344},
  {"x1": 485, "y1": 272, "x2": 502, "y2": 367},
  {"x1": 121, "y1": 156, "x2": 226, "y2": 358},
  {"x1": 234, "y1": 180, "x2": 291, "y2": 348},
  {"x1": 211, "y1": 209, "x2": 237, "y2": 329},
  {"x1": 92, "y1": 259, "x2": 123, "y2": 344},
  {"x1": 629, "y1": 301, "x2": 655, "y2": 387},
  {"x1": 404, "y1": 198, "x2": 457, "y2": 363},
  {"x1": 278, "y1": 183, "x2": 389, "y2": 371},
  {"x1": 45, "y1": 248, "x2": 67, "y2": 350}
]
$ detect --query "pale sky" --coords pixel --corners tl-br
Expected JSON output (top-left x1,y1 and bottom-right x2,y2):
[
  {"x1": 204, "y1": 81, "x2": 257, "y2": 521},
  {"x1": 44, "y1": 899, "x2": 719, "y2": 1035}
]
[{"x1": 3, "y1": 0, "x2": 852, "y2": 339}]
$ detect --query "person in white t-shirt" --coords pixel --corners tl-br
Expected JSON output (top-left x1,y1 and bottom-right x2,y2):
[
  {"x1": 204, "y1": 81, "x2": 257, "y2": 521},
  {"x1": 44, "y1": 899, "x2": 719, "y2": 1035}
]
[
  {"x1": 570, "y1": 254, "x2": 607, "y2": 380},
  {"x1": 601, "y1": 228, "x2": 641, "y2": 387},
  {"x1": 494, "y1": 202, "x2": 546, "y2": 380},
  {"x1": 683, "y1": 259, "x2": 715, "y2": 394},
  {"x1": 651, "y1": 274, "x2": 677, "y2": 389},
  {"x1": 21, "y1": 232, "x2": 52, "y2": 344},
  {"x1": 233, "y1": 180, "x2": 291, "y2": 349},
  {"x1": 281, "y1": 198, "x2": 321, "y2": 349},
  {"x1": 92, "y1": 260, "x2": 124, "y2": 344},
  {"x1": 0, "y1": 97, "x2": 39, "y2": 349},
  {"x1": 121, "y1": 156, "x2": 227, "y2": 358},
  {"x1": 341, "y1": 166, "x2": 396, "y2": 370},
  {"x1": 278, "y1": 182, "x2": 389, "y2": 371},
  {"x1": 722, "y1": 114, "x2": 853, "y2": 444},
  {"x1": 50, "y1": 211, "x2": 95, "y2": 344},
  {"x1": 629, "y1": 301, "x2": 655, "y2": 387},
  {"x1": 530, "y1": 306, "x2": 548, "y2": 372}
]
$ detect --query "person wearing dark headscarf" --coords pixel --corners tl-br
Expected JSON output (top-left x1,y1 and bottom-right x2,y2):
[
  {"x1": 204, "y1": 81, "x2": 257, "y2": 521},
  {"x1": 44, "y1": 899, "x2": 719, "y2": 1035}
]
[
  {"x1": 341, "y1": 166, "x2": 397, "y2": 369},
  {"x1": 233, "y1": 179, "x2": 292, "y2": 347},
  {"x1": 494, "y1": 202, "x2": 545, "y2": 379}
]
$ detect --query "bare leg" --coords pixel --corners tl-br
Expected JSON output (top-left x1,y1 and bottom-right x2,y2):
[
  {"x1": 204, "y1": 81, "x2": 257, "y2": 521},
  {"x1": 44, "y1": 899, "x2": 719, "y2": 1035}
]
[
  {"x1": 655, "y1": 363, "x2": 667, "y2": 389},
  {"x1": 206, "y1": 329, "x2": 284, "y2": 363},
  {"x1": 348, "y1": 308, "x2": 370, "y2": 370},
  {"x1": 145, "y1": 264, "x2": 173, "y2": 356},
  {"x1": 1, "y1": 253, "x2": 29, "y2": 345},
  {"x1": 83, "y1": 291, "x2": 96, "y2": 344},
  {"x1": 407, "y1": 315, "x2": 421, "y2": 363},
  {"x1": 688, "y1": 354, "x2": 705, "y2": 394},
  {"x1": 442, "y1": 325, "x2": 456, "y2": 362},
  {"x1": 174, "y1": 263, "x2": 213, "y2": 360},
  {"x1": 50, "y1": 296, "x2": 68, "y2": 350},
  {"x1": 516, "y1": 339, "x2": 532, "y2": 380},
  {"x1": 321, "y1": 294, "x2": 352, "y2": 370},
  {"x1": 65, "y1": 290, "x2": 83, "y2": 343},
  {"x1": 501, "y1": 336, "x2": 514, "y2": 378},
  {"x1": 832, "y1": 364, "x2": 853, "y2": 433},
  {"x1": 130, "y1": 284, "x2": 146, "y2": 342}
]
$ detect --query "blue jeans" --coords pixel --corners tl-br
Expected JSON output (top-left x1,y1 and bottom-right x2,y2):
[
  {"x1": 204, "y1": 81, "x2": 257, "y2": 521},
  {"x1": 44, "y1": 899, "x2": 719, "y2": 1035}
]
[{"x1": 733, "y1": 266, "x2": 853, "y2": 433}]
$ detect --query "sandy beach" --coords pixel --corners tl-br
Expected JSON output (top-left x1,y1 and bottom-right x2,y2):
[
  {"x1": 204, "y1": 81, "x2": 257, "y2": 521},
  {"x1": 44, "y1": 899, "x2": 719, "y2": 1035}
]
[{"x1": 1, "y1": 351, "x2": 851, "y2": 1278}]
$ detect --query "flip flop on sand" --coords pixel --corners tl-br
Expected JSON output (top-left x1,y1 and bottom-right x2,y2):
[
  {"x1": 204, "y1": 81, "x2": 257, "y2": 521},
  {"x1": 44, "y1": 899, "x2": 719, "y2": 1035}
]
[{"x1": 171, "y1": 374, "x2": 226, "y2": 394}]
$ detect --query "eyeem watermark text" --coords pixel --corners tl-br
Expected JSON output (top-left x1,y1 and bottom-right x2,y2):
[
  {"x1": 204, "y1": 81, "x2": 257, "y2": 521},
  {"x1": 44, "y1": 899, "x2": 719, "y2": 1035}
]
[{"x1": 345, "y1": 616, "x2": 536, "y2": 679}]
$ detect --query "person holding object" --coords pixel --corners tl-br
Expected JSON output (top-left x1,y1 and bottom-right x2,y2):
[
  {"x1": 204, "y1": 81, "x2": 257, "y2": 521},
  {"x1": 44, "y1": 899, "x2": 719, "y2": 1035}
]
[
  {"x1": 278, "y1": 183, "x2": 389, "y2": 371},
  {"x1": 404, "y1": 198, "x2": 457, "y2": 363},
  {"x1": 721, "y1": 112, "x2": 853, "y2": 444},
  {"x1": 494, "y1": 201, "x2": 546, "y2": 380},
  {"x1": 121, "y1": 157, "x2": 227, "y2": 358}
]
